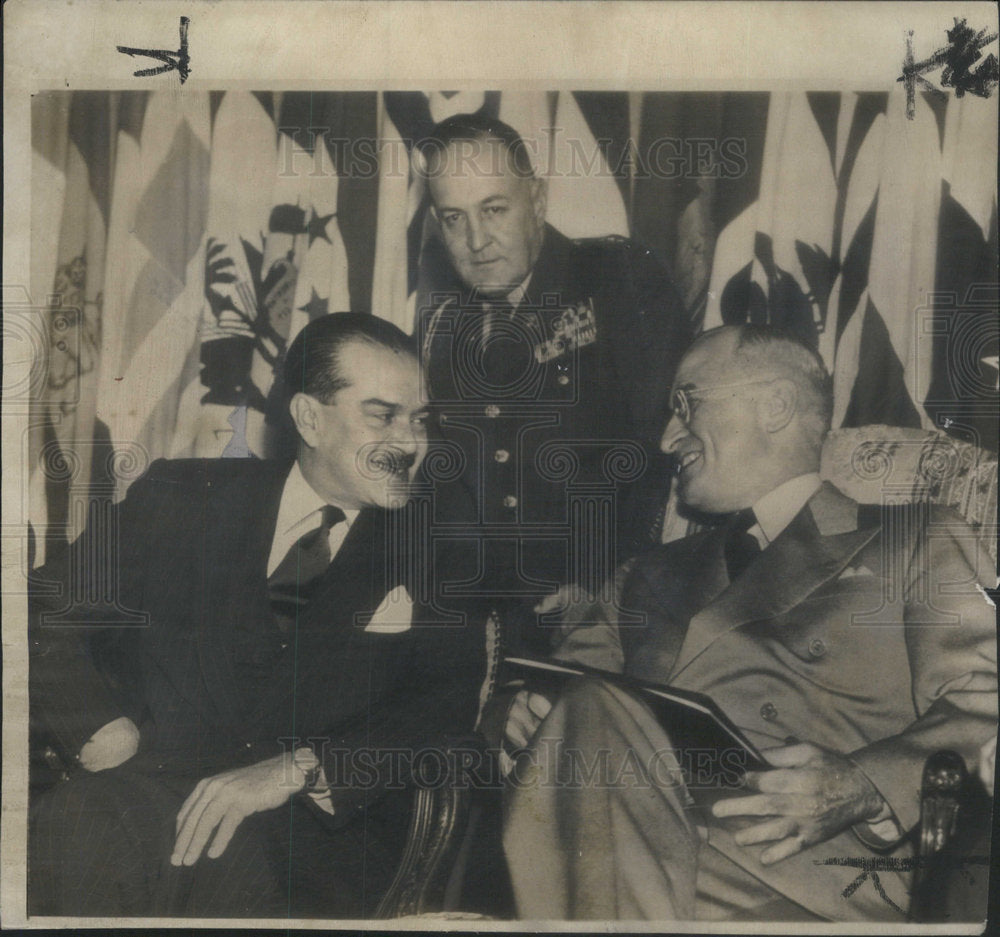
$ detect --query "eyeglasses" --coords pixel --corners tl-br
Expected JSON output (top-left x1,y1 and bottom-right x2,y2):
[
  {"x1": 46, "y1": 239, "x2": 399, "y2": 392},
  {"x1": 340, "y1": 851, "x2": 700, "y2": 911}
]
[{"x1": 669, "y1": 378, "x2": 776, "y2": 425}]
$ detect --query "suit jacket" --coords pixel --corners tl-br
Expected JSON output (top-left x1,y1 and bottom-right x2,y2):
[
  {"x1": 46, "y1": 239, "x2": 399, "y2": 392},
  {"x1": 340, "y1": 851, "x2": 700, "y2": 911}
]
[
  {"x1": 417, "y1": 224, "x2": 692, "y2": 591},
  {"x1": 553, "y1": 482, "x2": 997, "y2": 918},
  {"x1": 30, "y1": 458, "x2": 486, "y2": 821}
]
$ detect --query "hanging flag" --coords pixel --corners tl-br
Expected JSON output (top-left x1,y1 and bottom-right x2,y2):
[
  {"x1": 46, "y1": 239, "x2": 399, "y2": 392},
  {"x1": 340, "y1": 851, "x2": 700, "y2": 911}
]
[
  {"x1": 841, "y1": 89, "x2": 942, "y2": 431},
  {"x1": 923, "y1": 93, "x2": 999, "y2": 452},
  {"x1": 705, "y1": 92, "x2": 839, "y2": 350},
  {"x1": 96, "y1": 91, "x2": 211, "y2": 481},
  {"x1": 546, "y1": 91, "x2": 630, "y2": 239},
  {"x1": 826, "y1": 93, "x2": 889, "y2": 428},
  {"x1": 168, "y1": 92, "x2": 283, "y2": 459},
  {"x1": 29, "y1": 91, "x2": 120, "y2": 561},
  {"x1": 634, "y1": 92, "x2": 769, "y2": 326}
]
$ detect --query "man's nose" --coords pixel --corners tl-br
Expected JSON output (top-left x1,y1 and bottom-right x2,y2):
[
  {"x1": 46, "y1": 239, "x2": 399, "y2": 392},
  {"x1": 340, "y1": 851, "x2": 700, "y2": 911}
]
[
  {"x1": 659, "y1": 413, "x2": 687, "y2": 454},
  {"x1": 466, "y1": 214, "x2": 491, "y2": 252},
  {"x1": 390, "y1": 420, "x2": 423, "y2": 453}
]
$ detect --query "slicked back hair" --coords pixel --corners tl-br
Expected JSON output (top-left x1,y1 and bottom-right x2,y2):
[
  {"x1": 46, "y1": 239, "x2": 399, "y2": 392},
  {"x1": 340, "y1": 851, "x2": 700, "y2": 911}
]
[
  {"x1": 418, "y1": 112, "x2": 536, "y2": 179},
  {"x1": 283, "y1": 312, "x2": 417, "y2": 406}
]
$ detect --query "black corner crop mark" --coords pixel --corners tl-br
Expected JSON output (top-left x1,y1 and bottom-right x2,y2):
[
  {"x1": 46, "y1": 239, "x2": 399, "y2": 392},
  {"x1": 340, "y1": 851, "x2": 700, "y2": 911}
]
[
  {"x1": 817, "y1": 855, "x2": 990, "y2": 913},
  {"x1": 117, "y1": 16, "x2": 190, "y2": 84},
  {"x1": 898, "y1": 18, "x2": 999, "y2": 119}
]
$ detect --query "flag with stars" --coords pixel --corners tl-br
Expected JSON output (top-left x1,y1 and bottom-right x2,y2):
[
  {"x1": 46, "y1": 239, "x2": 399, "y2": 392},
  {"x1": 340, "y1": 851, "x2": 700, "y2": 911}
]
[{"x1": 172, "y1": 92, "x2": 363, "y2": 459}]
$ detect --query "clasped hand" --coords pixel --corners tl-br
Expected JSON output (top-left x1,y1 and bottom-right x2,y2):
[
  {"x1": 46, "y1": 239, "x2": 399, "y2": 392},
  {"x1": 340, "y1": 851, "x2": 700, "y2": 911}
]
[
  {"x1": 712, "y1": 742, "x2": 886, "y2": 865},
  {"x1": 171, "y1": 752, "x2": 307, "y2": 866}
]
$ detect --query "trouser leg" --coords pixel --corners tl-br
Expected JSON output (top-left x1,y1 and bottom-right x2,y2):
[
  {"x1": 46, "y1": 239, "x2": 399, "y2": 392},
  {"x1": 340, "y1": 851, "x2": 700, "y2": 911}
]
[
  {"x1": 502, "y1": 675, "x2": 701, "y2": 920},
  {"x1": 29, "y1": 766, "x2": 283, "y2": 917}
]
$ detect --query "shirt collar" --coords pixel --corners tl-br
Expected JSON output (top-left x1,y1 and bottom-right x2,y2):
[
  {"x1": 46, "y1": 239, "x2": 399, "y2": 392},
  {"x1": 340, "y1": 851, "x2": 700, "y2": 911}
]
[
  {"x1": 749, "y1": 472, "x2": 822, "y2": 548},
  {"x1": 505, "y1": 272, "x2": 532, "y2": 310},
  {"x1": 276, "y1": 462, "x2": 358, "y2": 538}
]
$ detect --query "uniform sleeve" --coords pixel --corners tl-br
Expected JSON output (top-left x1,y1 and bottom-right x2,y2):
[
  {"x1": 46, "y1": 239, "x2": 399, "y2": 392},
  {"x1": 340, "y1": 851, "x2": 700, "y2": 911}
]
[{"x1": 848, "y1": 508, "x2": 998, "y2": 835}]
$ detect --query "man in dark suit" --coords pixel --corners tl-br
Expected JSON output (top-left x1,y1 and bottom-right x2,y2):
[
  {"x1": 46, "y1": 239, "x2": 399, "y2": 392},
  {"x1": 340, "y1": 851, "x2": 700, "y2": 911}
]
[
  {"x1": 415, "y1": 113, "x2": 692, "y2": 654},
  {"x1": 500, "y1": 325, "x2": 997, "y2": 921},
  {"x1": 29, "y1": 313, "x2": 485, "y2": 917}
]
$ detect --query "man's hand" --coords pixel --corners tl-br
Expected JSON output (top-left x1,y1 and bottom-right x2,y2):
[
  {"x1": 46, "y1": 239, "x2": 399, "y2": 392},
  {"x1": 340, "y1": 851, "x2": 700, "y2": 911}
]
[
  {"x1": 171, "y1": 752, "x2": 305, "y2": 866},
  {"x1": 533, "y1": 583, "x2": 595, "y2": 616},
  {"x1": 505, "y1": 690, "x2": 553, "y2": 750},
  {"x1": 712, "y1": 742, "x2": 885, "y2": 865},
  {"x1": 78, "y1": 716, "x2": 140, "y2": 772},
  {"x1": 498, "y1": 690, "x2": 553, "y2": 777}
]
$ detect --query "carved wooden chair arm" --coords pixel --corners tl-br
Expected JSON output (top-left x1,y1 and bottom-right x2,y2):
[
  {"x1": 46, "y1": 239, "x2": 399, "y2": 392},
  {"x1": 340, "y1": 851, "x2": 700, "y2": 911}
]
[{"x1": 375, "y1": 736, "x2": 493, "y2": 918}]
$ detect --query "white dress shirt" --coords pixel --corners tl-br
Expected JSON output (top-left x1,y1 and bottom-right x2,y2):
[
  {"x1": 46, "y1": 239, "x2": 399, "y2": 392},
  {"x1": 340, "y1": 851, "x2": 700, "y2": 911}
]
[
  {"x1": 746, "y1": 472, "x2": 822, "y2": 549},
  {"x1": 267, "y1": 462, "x2": 358, "y2": 577}
]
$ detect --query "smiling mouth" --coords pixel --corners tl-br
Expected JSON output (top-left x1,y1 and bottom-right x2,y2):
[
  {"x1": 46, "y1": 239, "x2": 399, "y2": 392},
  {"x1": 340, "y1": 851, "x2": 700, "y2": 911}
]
[{"x1": 675, "y1": 451, "x2": 702, "y2": 475}]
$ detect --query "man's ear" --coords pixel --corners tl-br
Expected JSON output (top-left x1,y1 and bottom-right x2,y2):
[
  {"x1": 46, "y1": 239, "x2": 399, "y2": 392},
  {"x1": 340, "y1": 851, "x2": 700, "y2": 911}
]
[
  {"x1": 760, "y1": 378, "x2": 798, "y2": 433},
  {"x1": 289, "y1": 393, "x2": 322, "y2": 448},
  {"x1": 529, "y1": 176, "x2": 548, "y2": 227}
]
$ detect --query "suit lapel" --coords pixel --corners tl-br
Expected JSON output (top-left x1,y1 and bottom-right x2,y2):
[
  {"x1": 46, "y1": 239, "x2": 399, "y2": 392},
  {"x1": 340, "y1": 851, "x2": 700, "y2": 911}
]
[
  {"x1": 297, "y1": 507, "x2": 397, "y2": 631},
  {"x1": 623, "y1": 530, "x2": 727, "y2": 681},
  {"x1": 671, "y1": 484, "x2": 880, "y2": 678},
  {"x1": 196, "y1": 462, "x2": 288, "y2": 727},
  {"x1": 241, "y1": 506, "x2": 402, "y2": 729}
]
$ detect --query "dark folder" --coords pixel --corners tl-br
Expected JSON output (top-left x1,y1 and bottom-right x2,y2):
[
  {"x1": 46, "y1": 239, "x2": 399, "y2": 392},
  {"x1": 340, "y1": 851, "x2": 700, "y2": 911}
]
[{"x1": 504, "y1": 655, "x2": 770, "y2": 804}]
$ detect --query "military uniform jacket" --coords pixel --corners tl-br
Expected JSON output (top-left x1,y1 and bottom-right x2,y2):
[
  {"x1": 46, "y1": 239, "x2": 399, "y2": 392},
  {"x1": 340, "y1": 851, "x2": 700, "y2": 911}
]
[{"x1": 417, "y1": 224, "x2": 692, "y2": 589}]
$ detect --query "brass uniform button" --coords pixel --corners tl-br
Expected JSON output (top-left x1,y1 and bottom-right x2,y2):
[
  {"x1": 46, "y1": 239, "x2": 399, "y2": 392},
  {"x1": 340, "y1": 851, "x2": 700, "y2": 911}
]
[
  {"x1": 494, "y1": 449, "x2": 510, "y2": 463},
  {"x1": 502, "y1": 495, "x2": 518, "y2": 509},
  {"x1": 760, "y1": 702, "x2": 778, "y2": 722}
]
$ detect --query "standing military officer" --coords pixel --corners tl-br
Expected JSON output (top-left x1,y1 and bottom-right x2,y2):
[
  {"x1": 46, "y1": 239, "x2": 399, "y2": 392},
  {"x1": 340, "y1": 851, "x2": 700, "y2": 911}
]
[{"x1": 416, "y1": 113, "x2": 692, "y2": 652}]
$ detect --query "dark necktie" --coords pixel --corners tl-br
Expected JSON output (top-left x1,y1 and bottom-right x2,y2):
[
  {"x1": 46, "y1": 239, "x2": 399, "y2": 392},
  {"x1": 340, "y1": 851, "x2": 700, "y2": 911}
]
[
  {"x1": 724, "y1": 508, "x2": 761, "y2": 581},
  {"x1": 481, "y1": 300, "x2": 518, "y2": 379},
  {"x1": 268, "y1": 505, "x2": 346, "y2": 630}
]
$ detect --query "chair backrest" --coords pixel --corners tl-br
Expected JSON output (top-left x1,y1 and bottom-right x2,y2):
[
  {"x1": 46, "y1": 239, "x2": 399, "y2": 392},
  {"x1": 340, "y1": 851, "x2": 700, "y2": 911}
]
[
  {"x1": 661, "y1": 424, "x2": 998, "y2": 563},
  {"x1": 821, "y1": 425, "x2": 997, "y2": 563}
]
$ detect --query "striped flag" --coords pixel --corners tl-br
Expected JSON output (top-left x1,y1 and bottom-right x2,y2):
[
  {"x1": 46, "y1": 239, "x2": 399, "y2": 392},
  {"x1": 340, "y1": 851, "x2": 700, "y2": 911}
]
[
  {"x1": 547, "y1": 92, "x2": 630, "y2": 239},
  {"x1": 27, "y1": 87, "x2": 998, "y2": 561},
  {"x1": 705, "y1": 92, "x2": 840, "y2": 349},
  {"x1": 634, "y1": 93, "x2": 769, "y2": 328},
  {"x1": 698, "y1": 90, "x2": 997, "y2": 450}
]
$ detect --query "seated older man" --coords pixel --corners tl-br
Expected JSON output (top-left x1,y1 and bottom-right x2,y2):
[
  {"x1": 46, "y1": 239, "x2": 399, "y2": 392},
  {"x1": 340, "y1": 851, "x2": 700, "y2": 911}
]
[{"x1": 500, "y1": 325, "x2": 997, "y2": 922}]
